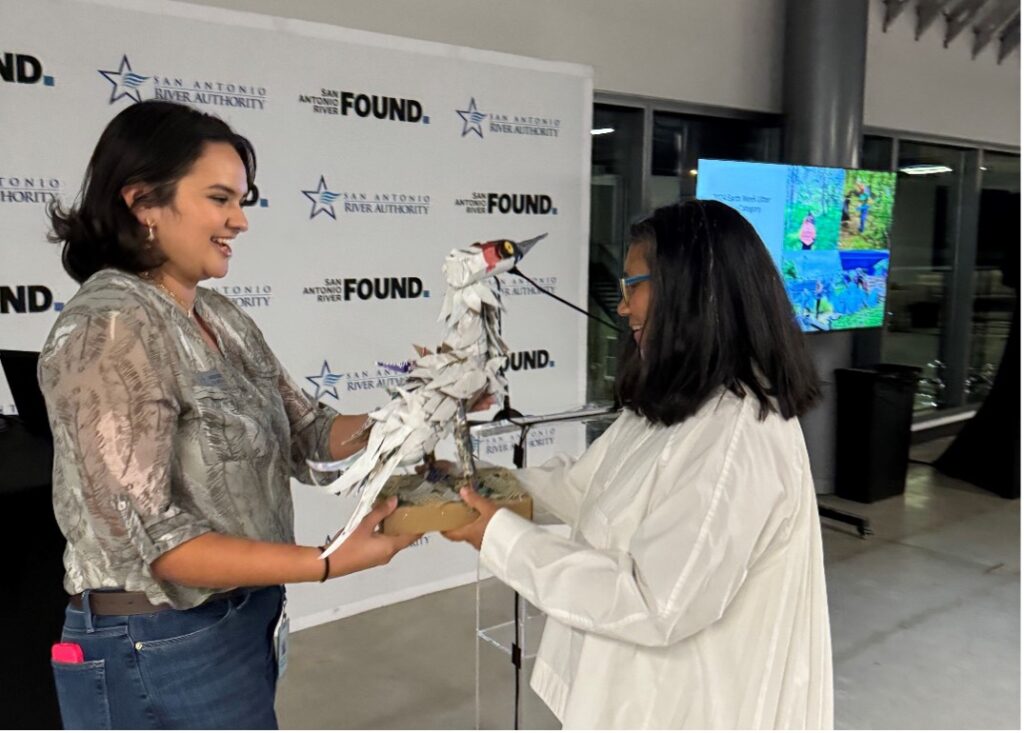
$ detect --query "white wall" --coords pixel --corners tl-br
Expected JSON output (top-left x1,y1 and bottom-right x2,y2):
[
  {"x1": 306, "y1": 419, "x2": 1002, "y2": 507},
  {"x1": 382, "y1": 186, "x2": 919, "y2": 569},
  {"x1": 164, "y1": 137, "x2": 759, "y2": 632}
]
[
  {"x1": 181, "y1": 0, "x2": 787, "y2": 112},
  {"x1": 864, "y1": 0, "x2": 1020, "y2": 146},
  {"x1": 182, "y1": 0, "x2": 1018, "y2": 146}
]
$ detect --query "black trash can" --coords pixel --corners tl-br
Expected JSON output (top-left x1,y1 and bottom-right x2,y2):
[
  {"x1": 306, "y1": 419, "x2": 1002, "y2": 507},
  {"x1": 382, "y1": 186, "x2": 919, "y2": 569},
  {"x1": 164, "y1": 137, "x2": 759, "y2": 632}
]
[{"x1": 834, "y1": 363, "x2": 921, "y2": 503}]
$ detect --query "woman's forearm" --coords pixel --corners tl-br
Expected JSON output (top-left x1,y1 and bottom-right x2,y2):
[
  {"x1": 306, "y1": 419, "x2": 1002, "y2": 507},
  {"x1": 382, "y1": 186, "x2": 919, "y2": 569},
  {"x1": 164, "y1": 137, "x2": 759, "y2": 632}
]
[
  {"x1": 330, "y1": 413, "x2": 370, "y2": 460},
  {"x1": 150, "y1": 532, "x2": 393, "y2": 587},
  {"x1": 150, "y1": 533, "x2": 326, "y2": 587},
  {"x1": 151, "y1": 502, "x2": 416, "y2": 589}
]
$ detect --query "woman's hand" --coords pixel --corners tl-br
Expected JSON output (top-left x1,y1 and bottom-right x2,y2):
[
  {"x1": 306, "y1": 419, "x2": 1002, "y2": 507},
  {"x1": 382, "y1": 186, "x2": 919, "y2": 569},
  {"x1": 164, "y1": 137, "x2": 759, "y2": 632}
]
[
  {"x1": 442, "y1": 486, "x2": 500, "y2": 550},
  {"x1": 328, "y1": 497, "x2": 422, "y2": 577}
]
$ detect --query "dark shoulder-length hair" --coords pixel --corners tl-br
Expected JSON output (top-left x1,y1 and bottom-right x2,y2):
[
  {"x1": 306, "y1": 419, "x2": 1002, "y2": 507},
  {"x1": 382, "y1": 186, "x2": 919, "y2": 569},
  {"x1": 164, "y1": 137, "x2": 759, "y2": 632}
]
[
  {"x1": 48, "y1": 100, "x2": 259, "y2": 284},
  {"x1": 615, "y1": 199, "x2": 820, "y2": 425}
]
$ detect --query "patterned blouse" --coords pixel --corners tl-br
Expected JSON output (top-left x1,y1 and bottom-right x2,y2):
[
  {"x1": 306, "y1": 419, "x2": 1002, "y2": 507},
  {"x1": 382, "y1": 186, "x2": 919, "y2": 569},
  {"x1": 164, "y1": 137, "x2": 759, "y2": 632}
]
[{"x1": 38, "y1": 269, "x2": 339, "y2": 609}]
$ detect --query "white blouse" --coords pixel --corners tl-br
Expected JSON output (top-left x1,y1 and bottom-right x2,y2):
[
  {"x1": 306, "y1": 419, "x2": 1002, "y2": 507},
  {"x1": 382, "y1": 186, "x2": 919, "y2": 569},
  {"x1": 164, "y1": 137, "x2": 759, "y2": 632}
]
[{"x1": 480, "y1": 390, "x2": 833, "y2": 729}]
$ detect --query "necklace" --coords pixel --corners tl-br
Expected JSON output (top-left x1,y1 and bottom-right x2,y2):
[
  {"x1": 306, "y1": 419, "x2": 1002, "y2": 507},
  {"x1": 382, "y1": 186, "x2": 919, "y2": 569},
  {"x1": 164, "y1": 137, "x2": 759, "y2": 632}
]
[
  {"x1": 142, "y1": 272, "x2": 195, "y2": 318},
  {"x1": 158, "y1": 281, "x2": 196, "y2": 319}
]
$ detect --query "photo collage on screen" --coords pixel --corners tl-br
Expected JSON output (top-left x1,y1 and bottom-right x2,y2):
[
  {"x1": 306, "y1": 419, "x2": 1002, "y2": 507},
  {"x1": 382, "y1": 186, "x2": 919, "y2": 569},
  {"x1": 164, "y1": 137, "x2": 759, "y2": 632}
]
[
  {"x1": 782, "y1": 167, "x2": 895, "y2": 331},
  {"x1": 696, "y1": 159, "x2": 896, "y2": 333}
]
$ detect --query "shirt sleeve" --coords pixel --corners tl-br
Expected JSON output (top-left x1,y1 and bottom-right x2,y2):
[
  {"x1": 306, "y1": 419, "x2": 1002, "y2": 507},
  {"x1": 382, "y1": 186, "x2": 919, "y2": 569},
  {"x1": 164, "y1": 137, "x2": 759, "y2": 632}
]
[
  {"x1": 275, "y1": 364, "x2": 341, "y2": 484},
  {"x1": 514, "y1": 415, "x2": 624, "y2": 524},
  {"x1": 38, "y1": 308, "x2": 213, "y2": 566},
  {"x1": 231, "y1": 307, "x2": 341, "y2": 485},
  {"x1": 479, "y1": 408, "x2": 794, "y2": 647}
]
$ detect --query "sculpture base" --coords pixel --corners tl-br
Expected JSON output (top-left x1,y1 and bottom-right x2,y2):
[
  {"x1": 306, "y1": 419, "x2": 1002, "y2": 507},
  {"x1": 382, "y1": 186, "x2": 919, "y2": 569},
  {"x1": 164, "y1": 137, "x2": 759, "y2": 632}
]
[
  {"x1": 377, "y1": 465, "x2": 531, "y2": 535},
  {"x1": 380, "y1": 495, "x2": 533, "y2": 535}
]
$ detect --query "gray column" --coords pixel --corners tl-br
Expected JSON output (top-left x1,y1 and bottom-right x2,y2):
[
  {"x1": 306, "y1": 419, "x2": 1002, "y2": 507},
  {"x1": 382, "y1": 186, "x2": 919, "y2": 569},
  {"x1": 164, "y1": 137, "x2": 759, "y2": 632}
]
[
  {"x1": 782, "y1": 0, "x2": 869, "y2": 492},
  {"x1": 783, "y1": 0, "x2": 868, "y2": 169}
]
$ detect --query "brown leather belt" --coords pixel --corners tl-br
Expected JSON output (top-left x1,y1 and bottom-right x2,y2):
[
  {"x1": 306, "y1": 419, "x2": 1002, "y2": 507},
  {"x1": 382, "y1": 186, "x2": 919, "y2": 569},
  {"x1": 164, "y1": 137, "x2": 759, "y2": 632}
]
[{"x1": 68, "y1": 589, "x2": 239, "y2": 616}]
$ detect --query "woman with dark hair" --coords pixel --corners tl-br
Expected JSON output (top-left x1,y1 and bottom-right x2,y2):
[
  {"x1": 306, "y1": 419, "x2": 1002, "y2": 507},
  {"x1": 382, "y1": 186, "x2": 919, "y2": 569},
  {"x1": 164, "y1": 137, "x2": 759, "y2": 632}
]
[
  {"x1": 39, "y1": 100, "x2": 420, "y2": 729},
  {"x1": 446, "y1": 200, "x2": 833, "y2": 728}
]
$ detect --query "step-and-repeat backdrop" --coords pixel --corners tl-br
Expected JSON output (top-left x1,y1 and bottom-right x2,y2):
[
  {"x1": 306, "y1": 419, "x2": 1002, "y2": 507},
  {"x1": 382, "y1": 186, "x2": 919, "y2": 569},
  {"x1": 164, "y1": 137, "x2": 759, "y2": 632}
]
[{"x1": 1, "y1": 0, "x2": 592, "y2": 629}]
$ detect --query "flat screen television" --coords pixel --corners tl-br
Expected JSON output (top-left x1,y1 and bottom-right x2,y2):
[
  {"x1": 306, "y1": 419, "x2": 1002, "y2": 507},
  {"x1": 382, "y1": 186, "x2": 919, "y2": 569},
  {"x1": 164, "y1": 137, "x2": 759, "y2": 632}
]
[{"x1": 696, "y1": 159, "x2": 897, "y2": 332}]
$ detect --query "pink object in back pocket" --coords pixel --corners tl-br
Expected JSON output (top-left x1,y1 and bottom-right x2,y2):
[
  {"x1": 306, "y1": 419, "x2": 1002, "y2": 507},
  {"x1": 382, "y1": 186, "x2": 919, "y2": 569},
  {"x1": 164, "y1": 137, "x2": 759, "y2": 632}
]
[{"x1": 51, "y1": 642, "x2": 85, "y2": 664}]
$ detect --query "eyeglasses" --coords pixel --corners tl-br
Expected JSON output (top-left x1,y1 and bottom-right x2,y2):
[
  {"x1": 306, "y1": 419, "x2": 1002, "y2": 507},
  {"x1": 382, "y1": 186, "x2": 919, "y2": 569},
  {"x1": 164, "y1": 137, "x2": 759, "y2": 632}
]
[{"x1": 618, "y1": 274, "x2": 651, "y2": 304}]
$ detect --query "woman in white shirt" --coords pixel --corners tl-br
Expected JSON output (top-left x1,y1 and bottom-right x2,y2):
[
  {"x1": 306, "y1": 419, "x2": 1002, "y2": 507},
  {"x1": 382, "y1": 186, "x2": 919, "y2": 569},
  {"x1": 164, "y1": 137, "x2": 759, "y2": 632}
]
[{"x1": 445, "y1": 199, "x2": 833, "y2": 729}]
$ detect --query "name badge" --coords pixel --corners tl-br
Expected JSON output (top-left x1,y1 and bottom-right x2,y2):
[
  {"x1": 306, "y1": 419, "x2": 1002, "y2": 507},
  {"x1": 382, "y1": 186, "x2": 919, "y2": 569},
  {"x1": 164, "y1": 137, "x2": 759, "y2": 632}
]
[
  {"x1": 273, "y1": 594, "x2": 289, "y2": 679},
  {"x1": 196, "y1": 369, "x2": 226, "y2": 388}
]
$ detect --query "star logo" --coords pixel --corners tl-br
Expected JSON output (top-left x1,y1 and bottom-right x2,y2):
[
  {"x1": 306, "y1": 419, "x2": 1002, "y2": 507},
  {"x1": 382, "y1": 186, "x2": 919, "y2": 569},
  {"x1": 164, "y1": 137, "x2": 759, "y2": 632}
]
[
  {"x1": 456, "y1": 97, "x2": 487, "y2": 138},
  {"x1": 302, "y1": 175, "x2": 341, "y2": 220},
  {"x1": 306, "y1": 360, "x2": 343, "y2": 401},
  {"x1": 98, "y1": 55, "x2": 150, "y2": 104}
]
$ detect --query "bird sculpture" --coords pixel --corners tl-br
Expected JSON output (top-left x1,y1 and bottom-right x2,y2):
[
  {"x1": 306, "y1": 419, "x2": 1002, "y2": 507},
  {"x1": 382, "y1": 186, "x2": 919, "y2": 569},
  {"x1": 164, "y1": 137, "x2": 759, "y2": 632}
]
[{"x1": 310, "y1": 233, "x2": 546, "y2": 558}]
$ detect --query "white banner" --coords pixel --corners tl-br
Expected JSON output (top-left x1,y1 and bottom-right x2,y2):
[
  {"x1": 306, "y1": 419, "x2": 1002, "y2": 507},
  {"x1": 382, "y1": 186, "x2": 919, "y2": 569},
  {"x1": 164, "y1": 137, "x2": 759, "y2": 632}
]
[{"x1": 1, "y1": 0, "x2": 592, "y2": 628}]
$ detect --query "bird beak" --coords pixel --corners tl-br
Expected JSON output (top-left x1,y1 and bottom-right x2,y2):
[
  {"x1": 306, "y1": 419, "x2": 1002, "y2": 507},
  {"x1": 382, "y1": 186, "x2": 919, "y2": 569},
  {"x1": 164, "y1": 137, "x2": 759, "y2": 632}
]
[{"x1": 513, "y1": 232, "x2": 547, "y2": 261}]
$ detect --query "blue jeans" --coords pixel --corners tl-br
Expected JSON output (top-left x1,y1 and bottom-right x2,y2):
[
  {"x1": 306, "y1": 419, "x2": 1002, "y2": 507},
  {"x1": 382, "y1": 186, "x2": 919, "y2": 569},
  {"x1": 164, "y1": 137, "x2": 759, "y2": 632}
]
[{"x1": 52, "y1": 586, "x2": 283, "y2": 729}]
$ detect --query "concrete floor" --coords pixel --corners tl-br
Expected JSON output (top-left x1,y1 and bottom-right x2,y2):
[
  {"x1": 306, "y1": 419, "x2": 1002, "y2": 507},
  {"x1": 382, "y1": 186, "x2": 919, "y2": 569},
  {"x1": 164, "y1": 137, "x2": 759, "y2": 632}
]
[{"x1": 276, "y1": 438, "x2": 1020, "y2": 729}]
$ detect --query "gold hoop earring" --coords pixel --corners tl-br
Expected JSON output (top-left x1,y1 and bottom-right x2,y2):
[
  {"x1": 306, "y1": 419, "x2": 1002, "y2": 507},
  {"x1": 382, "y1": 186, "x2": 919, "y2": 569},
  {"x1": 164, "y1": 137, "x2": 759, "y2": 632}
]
[{"x1": 146, "y1": 222, "x2": 155, "y2": 243}]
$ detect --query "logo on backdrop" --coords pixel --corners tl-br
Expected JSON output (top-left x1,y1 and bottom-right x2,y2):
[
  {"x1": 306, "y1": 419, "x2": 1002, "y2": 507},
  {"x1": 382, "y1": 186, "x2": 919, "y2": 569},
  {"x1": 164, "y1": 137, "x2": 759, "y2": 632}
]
[
  {"x1": 456, "y1": 97, "x2": 487, "y2": 138},
  {"x1": 508, "y1": 348, "x2": 555, "y2": 371},
  {"x1": 297, "y1": 88, "x2": 428, "y2": 124},
  {"x1": 456, "y1": 96, "x2": 561, "y2": 139},
  {"x1": 302, "y1": 176, "x2": 341, "y2": 219},
  {"x1": 340, "y1": 362, "x2": 409, "y2": 395},
  {"x1": 305, "y1": 359, "x2": 409, "y2": 400},
  {"x1": 306, "y1": 360, "x2": 343, "y2": 401},
  {"x1": 207, "y1": 284, "x2": 273, "y2": 309},
  {"x1": 98, "y1": 54, "x2": 267, "y2": 110},
  {"x1": 0, "y1": 175, "x2": 62, "y2": 204},
  {"x1": 472, "y1": 425, "x2": 557, "y2": 457},
  {"x1": 302, "y1": 175, "x2": 430, "y2": 218},
  {"x1": 453, "y1": 192, "x2": 488, "y2": 214},
  {"x1": 454, "y1": 192, "x2": 557, "y2": 215},
  {"x1": 498, "y1": 274, "x2": 558, "y2": 298},
  {"x1": 1, "y1": 52, "x2": 54, "y2": 87},
  {"x1": 301, "y1": 277, "x2": 430, "y2": 303},
  {"x1": 0, "y1": 285, "x2": 63, "y2": 314}
]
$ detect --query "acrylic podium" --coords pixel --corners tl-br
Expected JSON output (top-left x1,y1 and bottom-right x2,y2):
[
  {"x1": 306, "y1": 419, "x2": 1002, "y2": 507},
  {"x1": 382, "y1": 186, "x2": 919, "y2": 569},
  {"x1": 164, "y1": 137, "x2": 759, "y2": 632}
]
[{"x1": 469, "y1": 406, "x2": 618, "y2": 729}]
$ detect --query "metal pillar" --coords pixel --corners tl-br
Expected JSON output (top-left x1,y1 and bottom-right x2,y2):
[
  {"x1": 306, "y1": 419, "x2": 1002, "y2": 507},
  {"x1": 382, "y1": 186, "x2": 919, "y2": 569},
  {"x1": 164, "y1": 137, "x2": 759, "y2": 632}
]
[
  {"x1": 782, "y1": 0, "x2": 869, "y2": 494},
  {"x1": 782, "y1": 0, "x2": 868, "y2": 170}
]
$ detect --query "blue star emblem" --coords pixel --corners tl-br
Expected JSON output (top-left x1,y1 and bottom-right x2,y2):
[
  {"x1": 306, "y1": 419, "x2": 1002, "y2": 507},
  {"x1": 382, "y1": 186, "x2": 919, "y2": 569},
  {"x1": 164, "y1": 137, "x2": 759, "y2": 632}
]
[
  {"x1": 306, "y1": 360, "x2": 342, "y2": 401},
  {"x1": 98, "y1": 55, "x2": 150, "y2": 104},
  {"x1": 456, "y1": 97, "x2": 487, "y2": 138},
  {"x1": 302, "y1": 175, "x2": 341, "y2": 220}
]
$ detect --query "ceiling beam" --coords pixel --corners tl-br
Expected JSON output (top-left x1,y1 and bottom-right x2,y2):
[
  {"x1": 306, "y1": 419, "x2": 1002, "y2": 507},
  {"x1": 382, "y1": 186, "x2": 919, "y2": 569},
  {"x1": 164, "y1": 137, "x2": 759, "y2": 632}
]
[
  {"x1": 944, "y1": 0, "x2": 989, "y2": 47},
  {"x1": 917, "y1": 0, "x2": 953, "y2": 39},
  {"x1": 972, "y1": 0, "x2": 1019, "y2": 57},
  {"x1": 884, "y1": 0, "x2": 913, "y2": 31},
  {"x1": 998, "y1": 12, "x2": 1021, "y2": 62}
]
